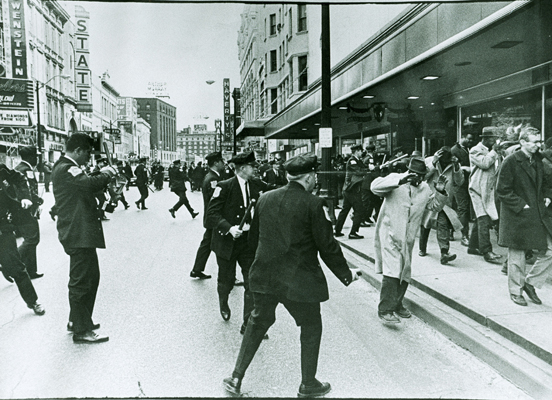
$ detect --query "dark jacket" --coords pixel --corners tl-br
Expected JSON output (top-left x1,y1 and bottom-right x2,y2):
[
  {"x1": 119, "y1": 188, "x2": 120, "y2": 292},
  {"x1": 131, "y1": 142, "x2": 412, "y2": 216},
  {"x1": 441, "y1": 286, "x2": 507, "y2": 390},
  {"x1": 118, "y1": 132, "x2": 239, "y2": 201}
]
[
  {"x1": 262, "y1": 167, "x2": 287, "y2": 186},
  {"x1": 0, "y1": 165, "x2": 30, "y2": 217},
  {"x1": 343, "y1": 156, "x2": 366, "y2": 192},
  {"x1": 169, "y1": 166, "x2": 187, "y2": 192},
  {"x1": 497, "y1": 151, "x2": 552, "y2": 251},
  {"x1": 52, "y1": 156, "x2": 111, "y2": 249},
  {"x1": 248, "y1": 181, "x2": 352, "y2": 302},
  {"x1": 123, "y1": 163, "x2": 133, "y2": 179},
  {"x1": 451, "y1": 142, "x2": 470, "y2": 187},
  {"x1": 134, "y1": 163, "x2": 148, "y2": 186},
  {"x1": 13, "y1": 161, "x2": 42, "y2": 221},
  {"x1": 202, "y1": 169, "x2": 221, "y2": 210}
]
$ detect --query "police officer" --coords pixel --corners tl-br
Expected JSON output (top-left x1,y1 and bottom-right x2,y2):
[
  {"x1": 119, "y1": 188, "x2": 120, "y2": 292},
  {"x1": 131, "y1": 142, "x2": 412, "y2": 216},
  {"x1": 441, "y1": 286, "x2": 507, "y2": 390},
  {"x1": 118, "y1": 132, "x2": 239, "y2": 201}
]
[
  {"x1": 261, "y1": 158, "x2": 287, "y2": 186},
  {"x1": 335, "y1": 144, "x2": 367, "y2": 239},
  {"x1": 222, "y1": 154, "x2": 359, "y2": 397},
  {"x1": 0, "y1": 164, "x2": 45, "y2": 316},
  {"x1": 168, "y1": 160, "x2": 198, "y2": 219},
  {"x1": 134, "y1": 157, "x2": 149, "y2": 210},
  {"x1": 12, "y1": 145, "x2": 44, "y2": 279},
  {"x1": 190, "y1": 151, "x2": 225, "y2": 279}
]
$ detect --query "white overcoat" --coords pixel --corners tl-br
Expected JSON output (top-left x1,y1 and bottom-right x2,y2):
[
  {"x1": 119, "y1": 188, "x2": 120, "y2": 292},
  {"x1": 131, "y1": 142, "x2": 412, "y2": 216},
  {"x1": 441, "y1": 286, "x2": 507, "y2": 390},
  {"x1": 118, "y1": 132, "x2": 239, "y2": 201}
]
[
  {"x1": 468, "y1": 142, "x2": 500, "y2": 221},
  {"x1": 371, "y1": 173, "x2": 447, "y2": 283}
]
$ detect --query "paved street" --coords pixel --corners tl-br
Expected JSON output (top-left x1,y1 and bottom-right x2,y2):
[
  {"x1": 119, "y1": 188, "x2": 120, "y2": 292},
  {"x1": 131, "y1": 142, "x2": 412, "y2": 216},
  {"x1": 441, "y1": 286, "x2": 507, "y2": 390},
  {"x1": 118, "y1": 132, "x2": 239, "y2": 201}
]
[{"x1": 0, "y1": 185, "x2": 532, "y2": 399}]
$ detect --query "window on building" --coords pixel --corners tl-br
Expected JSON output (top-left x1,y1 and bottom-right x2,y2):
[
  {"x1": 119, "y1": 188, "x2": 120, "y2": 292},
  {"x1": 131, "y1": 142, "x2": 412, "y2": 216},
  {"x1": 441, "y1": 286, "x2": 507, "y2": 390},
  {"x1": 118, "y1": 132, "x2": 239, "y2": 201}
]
[
  {"x1": 146, "y1": 104, "x2": 150, "y2": 110},
  {"x1": 288, "y1": 8, "x2": 293, "y2": 36},
  {"x1": 270, "y1": 14, "x2": 276, "y2": 35},
  {"x1": 146, "y1": 114, "x2": 150, "y2": 120},
  {"x1": 270, "y1": 50, "x2": 277, "y2": 73},
  {"x1": 271, "y1": 88, "x2": 278, "y2": 114},
  {"x1": 289, "y1": 60, "x2": 294, "y2": 94},
  {"x1": 282, "y1": 41, "x2": 286, "y2": 65},
  {"x1": 298, "y1": 5, "x2": 307, "y2": 32},
  {"x1": 264, "y1": 18, "x2": 267, "y2": 39},
  {"x1": 298, "y1": 55, "x2": 308, "y2": 91},
  {"x1": 279, "y1": 46, "x2": 282, "y2": 70}
]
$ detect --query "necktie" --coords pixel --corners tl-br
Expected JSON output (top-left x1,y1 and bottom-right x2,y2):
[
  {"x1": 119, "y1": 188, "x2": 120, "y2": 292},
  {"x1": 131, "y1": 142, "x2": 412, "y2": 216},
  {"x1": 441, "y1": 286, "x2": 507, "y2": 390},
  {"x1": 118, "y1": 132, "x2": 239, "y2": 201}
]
[{"x1": 245, "y1": 182, "x2": 250, "y2": 206}]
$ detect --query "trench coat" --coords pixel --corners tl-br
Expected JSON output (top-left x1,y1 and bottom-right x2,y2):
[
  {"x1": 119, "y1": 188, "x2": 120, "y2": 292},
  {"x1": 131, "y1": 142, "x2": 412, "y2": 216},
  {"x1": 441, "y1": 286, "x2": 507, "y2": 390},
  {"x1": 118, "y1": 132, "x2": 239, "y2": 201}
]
[
  {"x1": 371, "y1": 173, "x2": 447, "y2": 283},
  {"x1": 468, "y1": 142, "x2": 500, "y2": 220},
  {"x1": 496, "y1": 151, "x2": 552, "y2": 251}
]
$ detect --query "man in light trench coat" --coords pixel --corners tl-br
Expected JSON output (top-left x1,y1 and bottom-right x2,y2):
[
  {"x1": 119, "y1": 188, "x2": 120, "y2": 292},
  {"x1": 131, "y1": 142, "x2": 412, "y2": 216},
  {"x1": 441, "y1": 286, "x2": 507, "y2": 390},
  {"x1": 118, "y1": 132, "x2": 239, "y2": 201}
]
[{"x1": 371, "y1": 156, "x2": 448, "y2": 324}]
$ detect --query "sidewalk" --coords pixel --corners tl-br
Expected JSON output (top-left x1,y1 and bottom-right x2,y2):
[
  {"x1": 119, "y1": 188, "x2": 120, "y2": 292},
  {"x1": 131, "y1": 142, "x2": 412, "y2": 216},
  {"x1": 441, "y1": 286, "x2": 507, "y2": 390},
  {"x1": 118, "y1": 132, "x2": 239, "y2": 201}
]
[{"x1": 335, "y1": 215, "x2": 552, "y2": 368}]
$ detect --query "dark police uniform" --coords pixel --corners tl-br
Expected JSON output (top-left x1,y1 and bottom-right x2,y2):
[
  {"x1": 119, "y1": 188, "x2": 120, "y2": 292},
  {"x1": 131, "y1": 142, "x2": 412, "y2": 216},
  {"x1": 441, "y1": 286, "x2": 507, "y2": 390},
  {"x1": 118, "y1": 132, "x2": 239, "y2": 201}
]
[
  {"x1": 168, "y1": 161, "x2": 197, "y2": 218},
  {"x1": 52, "y1": 155, "x2": 113, "y2": 334},
  {"x1": 13, "y1": 156, "x2": 43, "y2": 278},
  {"x1": 134, "y1": 160, "x2": 149, "y2": 209},
  {"x1": 262, "y1": 166, "x2": 287, "y2": 186},
  {"x1": 224, "y1": 154, "x2": 354, "y2": 396},
  {"x1": 0, "y1": 164, "x2": 43, "y2": 313}
]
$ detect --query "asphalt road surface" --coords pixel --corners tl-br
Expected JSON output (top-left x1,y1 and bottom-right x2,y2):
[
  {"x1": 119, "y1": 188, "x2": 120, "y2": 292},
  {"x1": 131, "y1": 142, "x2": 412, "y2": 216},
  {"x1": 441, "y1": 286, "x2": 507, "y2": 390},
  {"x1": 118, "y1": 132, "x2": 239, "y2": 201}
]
[{"x1": 0, "y1": 184, "x2": 532, "y2": 399}]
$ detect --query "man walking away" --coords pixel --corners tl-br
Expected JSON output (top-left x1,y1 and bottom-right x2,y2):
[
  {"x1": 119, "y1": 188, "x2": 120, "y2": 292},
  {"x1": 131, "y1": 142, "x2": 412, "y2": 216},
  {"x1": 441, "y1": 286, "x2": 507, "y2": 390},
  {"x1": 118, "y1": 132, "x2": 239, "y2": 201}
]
[
  {"x1": 134, "y1": 157, "x2": 149, "y2": 210},
  {"x1": 168, "y1": 160, "x2": 198, "y2": 219}
]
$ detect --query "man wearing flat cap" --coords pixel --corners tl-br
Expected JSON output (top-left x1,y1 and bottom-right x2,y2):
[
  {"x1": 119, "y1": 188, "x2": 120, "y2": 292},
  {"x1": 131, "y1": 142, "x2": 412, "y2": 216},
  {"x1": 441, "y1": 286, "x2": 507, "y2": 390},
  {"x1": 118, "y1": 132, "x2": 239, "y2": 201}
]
[
  {"x1": 205, "y1": 151, "x2": 273, "y2": 333},
  {"x1": 190, "y1": 151, "x2": 225, "y2": 279},
  {"x1": 467, "y1": 126, "x2": 504, "y2": 265},
  {"x1": 335, "y1": 144, "x2": 367, "y2": 239},
  {"x1": 12, "y1": 145, "x2": 44, "y2": 279},
  {"x1": 223, "y1": 153, "x2": 360, "y2": 397},
  {"x1": 371, "y1": 156, "x2": 448, "y2": 324}
]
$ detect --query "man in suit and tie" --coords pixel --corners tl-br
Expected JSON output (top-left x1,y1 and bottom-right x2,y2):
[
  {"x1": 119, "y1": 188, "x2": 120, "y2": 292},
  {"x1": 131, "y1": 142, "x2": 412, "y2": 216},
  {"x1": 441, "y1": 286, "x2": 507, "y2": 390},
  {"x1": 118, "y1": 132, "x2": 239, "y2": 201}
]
[{"x1": 262, "y1": 158, "x2": 287, "y2": 186}]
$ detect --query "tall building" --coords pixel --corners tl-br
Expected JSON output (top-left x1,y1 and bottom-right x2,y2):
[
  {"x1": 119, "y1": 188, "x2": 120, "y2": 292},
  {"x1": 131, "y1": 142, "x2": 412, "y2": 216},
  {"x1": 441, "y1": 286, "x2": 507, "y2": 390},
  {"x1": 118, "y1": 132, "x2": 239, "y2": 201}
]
[
  {"x1": 136, "y1": 117, "x2": 151, "y2": 159},
  {"x1": 91, "y1": 72, "x2": 120, "y2": 158},
  {"x1": 117, "y1": 97, "x2": 138, "y2": 159},
  {"x1": 135, "y1": 97, "x2": 177, "y2": 166},
  {"x1": 178, "y1": 124, "x2": 216, "y2": 164}
]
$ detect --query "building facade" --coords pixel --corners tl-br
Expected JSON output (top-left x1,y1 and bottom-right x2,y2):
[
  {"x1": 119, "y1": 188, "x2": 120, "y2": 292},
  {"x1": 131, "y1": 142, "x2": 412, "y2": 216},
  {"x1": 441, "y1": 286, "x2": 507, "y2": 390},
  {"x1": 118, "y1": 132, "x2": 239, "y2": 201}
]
[
  {"x1": 136, "y1": 117, "x2": 150, "y2": 159},
  {"x1": 178, "y1": 124, "x2": 216, "y2": 164}
]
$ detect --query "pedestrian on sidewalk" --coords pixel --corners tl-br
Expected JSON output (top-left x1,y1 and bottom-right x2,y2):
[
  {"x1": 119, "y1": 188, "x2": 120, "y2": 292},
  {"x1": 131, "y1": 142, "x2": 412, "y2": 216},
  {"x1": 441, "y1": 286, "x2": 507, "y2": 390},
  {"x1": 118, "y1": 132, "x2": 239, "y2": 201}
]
[
  {"x1": 123, "y1": 161, "x2": 133, "y2": 191},
  {"x1": 222, "y1": 154, "x2": 359, "y2": 397},
  {"x1": 0, "y1": 163, "x2": 45, "y2": 317},
  {"x1": 451, "y1": 134, "x2": 475, "y2": 246},
  {"x1": 52, "y1": 133, "x2": 117, "y2": 343},
  {"x1": 134, "y1": 157, "x2": 149, "y2": 210},
  {"x1": 115, "y1": 161, "x2": 130, "y2": 209},
  {"x1": 496, "y1": 126, "x2": 552, "y2": 306},
  {"x1": 467, "y1": 127, "x2": 505, "y2": 265},
  {"x1": 42, "y1": 160, "x2": 52, "y2": 192},
  {"x1": 371, "y1": 156, "x2": 448, "y2": 324},
  {"x1": 168, "y1": 160, "x2": 198, "y2": 219}
]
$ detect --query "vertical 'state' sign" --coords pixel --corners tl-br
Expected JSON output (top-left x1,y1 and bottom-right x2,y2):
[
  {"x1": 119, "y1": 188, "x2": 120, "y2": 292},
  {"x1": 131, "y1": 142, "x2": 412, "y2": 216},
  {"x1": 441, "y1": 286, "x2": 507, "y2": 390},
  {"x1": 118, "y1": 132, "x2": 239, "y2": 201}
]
[
  {"x1": 223, "y1": 78, "x2": 231, "y2": 143},
  {"x1": 75, "y1": 6, "x2": 92, "y2": 111},
  {"x1": 3, "y1": 0, "x2": 28, "y2": 79}
]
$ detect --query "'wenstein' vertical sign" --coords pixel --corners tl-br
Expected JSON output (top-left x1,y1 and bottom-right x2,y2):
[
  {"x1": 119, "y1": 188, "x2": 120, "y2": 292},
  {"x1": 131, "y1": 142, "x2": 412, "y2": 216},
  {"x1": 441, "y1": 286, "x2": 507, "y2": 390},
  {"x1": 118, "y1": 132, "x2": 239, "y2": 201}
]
[
  {"x1": 2, "y1": 0, "x2": 29, "y2": 78},
  {"x1": 223, "y1": 78, "x2": 231, "y2": 146},
  {"x1": 74, "y1": 6, "x2": 93, "y2": 112}
]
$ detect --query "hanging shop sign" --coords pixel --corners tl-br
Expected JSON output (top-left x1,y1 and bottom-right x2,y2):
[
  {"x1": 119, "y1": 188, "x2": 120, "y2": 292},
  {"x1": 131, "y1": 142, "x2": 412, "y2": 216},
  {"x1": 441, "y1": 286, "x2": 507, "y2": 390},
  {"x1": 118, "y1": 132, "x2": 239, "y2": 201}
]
[
  {"x1": 74, "y1": 6, "x2": 93, "y2": 113},
  {"x1": 0, "y1": 109, "x2": 30, "y2": 126},
  {"x1": 2, "y1": 0, "x2": 29, "y2": 79},
  {"x1": 223, "y1": 78, "x2": 231, "y2": 145},
  {"x1": 0, "y1": 78, "x2": 33, "y2": 109}
]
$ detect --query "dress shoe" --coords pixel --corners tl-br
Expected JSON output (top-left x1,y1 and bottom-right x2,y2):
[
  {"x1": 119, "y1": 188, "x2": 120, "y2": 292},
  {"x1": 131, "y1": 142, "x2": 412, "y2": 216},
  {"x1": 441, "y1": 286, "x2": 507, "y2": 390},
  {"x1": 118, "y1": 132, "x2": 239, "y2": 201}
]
[
  {"x1": 190, "y1": 271, "x2": 211, "y2": 279},
  {"x1": 169, "y1": 208, "x2": 176, "y2": 218},
  {"x1": 141, "y1": 207, "x2": 148, "y2": 210},
  {"x1": 220, "y1": 300, "x2": 231, "y2": 321},
  {"x1": 298, "y1": 379, "x2": 331, "y2": 398},
  {"x1": 379, "y1": 313, "x2": 400, "y2": 324},
  {"x1": 49, "y1": 210, "x2": 56, "y2": 221},
  {"x1": 67, "y1": 322, "x2": 100, "y2": 332},
  {"x1": 191, "y1": 211, "x2": 199, "y2": 219},
  {"x1": 222, "y1": 376, "x2": 242, "y2": 395},
  {"x1": 395, "y1": 307, "x2": 412, "y2": 319},
  {"x1": 359, "y1": 222, "x2": 371, "y2": 228},
  {"x1": 135, "y1": 201, "x2": 140, "y2": 209},
  {"x1": 73, "y1": 331, "x2": 109, "y2": 344},
  {"x1": 440, "y1": 252, "x2": 457, "y2": 265},
  {"x1": 348, "y1": 233, "x2": 364, "y2": 239},
  {"x1": 100, "y1": 216, "x2": 110, "y2": 221},
  {"x1": 28, "y1": 272, "x2": 44, "y2": 279},
  {"x1": 510, "y1": 294, "x2": 527, "y2": 306},
  {"x1": 467, "y1": 248, "x2": 482, "y2": 255},
  {"x1": 484, "y1": 252, "x2": 503, "y2": 265},
  {"x1": 461, "y1": 236, "x2": 470, "y2": 247},
  {"x1": 523, "y1": 283, "x2": 542, "y2": 305},
  {"x1": 124, "y1": 204, "x2": 130, "y2": 210},
  {"x1": 234, "y1": 279, "x2": 244, "y2": 286},
  {"x1": 240, "y1": 323, "x2": 269, "y2": 340},
  {"x1": 501, "y1": 262, "x2": 508, "y2": 275},
  {"x1": 27, "y1": 302, "x2": 45, "y2": 316},
  {"x1": 334, "y1": 232, "x2": 344, "y2": 237},
  {"x1": 418, "y1": 250, "x2": 427, "y2": 257}
]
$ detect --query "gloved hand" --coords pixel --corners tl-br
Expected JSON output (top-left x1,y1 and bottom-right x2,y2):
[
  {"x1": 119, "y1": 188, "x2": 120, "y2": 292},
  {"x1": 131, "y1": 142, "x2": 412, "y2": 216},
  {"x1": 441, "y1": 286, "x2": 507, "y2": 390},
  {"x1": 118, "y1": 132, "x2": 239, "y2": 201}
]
[
  {"x1": 100, "y1": 166, "x2": 117, "y2": 177},
  {"x1": 350, "y1": 269, "x2": 361, "y2": 283},
  {"x1": 0, "y1": 267, "x2": 14, "y2": 283},
  {"x1": 20, "y1": 199, "x2": 33, "y2": 209}
]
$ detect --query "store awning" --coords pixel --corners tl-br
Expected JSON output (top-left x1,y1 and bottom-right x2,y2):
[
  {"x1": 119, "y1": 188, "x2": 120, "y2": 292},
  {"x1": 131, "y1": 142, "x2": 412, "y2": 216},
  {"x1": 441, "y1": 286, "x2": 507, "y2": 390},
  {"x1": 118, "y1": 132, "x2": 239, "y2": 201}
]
[{"x1": 236, "y1": 120, "x2": 268, "y2": 139}]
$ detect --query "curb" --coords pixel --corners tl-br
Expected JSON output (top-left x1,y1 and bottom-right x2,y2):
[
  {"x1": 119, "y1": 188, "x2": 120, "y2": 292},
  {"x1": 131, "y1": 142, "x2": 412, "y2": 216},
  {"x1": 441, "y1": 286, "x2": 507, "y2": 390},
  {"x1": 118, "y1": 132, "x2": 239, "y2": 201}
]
[{"x1": 341, "y1": 242, "x2": 552, "y2": 400}]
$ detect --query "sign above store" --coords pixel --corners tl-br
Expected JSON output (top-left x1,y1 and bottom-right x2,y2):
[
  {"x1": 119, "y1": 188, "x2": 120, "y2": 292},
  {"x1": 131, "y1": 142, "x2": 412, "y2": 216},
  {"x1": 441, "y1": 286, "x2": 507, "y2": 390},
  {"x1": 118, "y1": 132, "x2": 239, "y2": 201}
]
[
  {"x1": 0, "y1": 109, "x2": 30, "y2": 126},
  {"x1": 0, "y1": 78, "x2": 33, "y2": 109}
]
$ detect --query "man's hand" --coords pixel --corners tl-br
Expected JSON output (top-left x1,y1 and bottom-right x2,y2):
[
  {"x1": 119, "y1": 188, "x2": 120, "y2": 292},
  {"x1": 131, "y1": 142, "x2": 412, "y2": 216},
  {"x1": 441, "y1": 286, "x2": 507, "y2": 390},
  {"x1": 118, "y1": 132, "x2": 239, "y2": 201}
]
[
  {"x1": 434, "y1": 175, "x2": 448, "y2": 194},
  {"x1": 546, "y1": 198, "x2": 551, "y2": 207},
  {"x1": 350, "y1": 269, "x2": 361, "y2": 283},
  {"x1": 399, "y1": 173, "x2": 418, "y2": 185},
  {"x1": 20, "y1": 199, "x2": 32, "y2": 209},
  {"x1": 492, "y1": 141, "x2": 504, "y2": 153},
  {"x1": 451, "y1": 155, "x2": 460, "y2": 170},
  {"x1": 432, "y1": 149, "x2": 443, "y2": 165},
  {"x1": 229, "y1": 226, "x2": 243, "y2": 239},
  {"x1": 100, "y1": 166, "x2": 117, "y2": 177}
]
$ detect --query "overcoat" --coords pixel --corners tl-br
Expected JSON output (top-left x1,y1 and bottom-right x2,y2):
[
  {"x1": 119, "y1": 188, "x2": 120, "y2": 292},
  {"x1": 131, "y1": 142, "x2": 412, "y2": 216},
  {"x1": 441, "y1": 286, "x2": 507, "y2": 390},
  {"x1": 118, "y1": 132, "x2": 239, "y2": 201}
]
[
  {"x1": 262, "y1": 168, "x2": 287, "y2": 186},
  {"x1": 342, "y1": 156, "x2": 366, "y2": 192},
  {"x1": 469, "y1": 142, "x2": 500, "y2": 220},
  {"x1": 371, "y1": 173, "x2": 447, "y2": 282},
  {"x1": 13, "y1": 161, "x2": 41, "y2": 222},
  {"x1": 496, "y1": 150, "x2": 552, "y2": 251},
  {"x1": 248, "y1": 181, "x2": 352, "y2": 302},
  {"x1": 134, "y1": 163, "x2": 148, "y2": 186},
  {"x1": 52, "y1": 156, "x2": 111, "y2": 249},
  {"x1": 169, "y1": 166, "x2": 187, "y2": 192}
]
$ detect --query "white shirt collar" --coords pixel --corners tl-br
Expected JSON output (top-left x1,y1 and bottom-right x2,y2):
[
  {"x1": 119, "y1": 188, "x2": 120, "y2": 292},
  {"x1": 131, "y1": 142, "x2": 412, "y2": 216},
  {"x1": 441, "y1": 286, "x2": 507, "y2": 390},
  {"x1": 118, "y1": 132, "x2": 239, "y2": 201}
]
[
  {"x1": 21, "y1": 160, "x2": 33, "y2": 169},
  {"x1": 64, "y1": 155, "x2": 80, "y2": 166},
  {"x1": 236, "y1": 174, "x2": 248, "y2": 204}
]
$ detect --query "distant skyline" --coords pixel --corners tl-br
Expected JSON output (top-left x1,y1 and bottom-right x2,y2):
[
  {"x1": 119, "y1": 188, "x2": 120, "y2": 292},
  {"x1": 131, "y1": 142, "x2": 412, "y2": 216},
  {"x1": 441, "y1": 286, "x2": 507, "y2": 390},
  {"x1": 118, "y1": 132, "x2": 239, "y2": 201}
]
[{"x1": 64, "y1": 1, "x2": 244, "y2": 131}]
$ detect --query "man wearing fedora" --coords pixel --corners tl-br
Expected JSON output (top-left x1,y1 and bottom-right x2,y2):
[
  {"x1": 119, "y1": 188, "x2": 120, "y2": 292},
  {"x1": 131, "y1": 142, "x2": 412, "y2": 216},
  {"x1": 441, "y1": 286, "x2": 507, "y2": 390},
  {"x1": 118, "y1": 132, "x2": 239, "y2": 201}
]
[
  {"x1": 467, "y1": 127, "x2": 504, "y2": 265},
  {"x1": 371, "y1": 156, "x2": 448, "y2": 324}
]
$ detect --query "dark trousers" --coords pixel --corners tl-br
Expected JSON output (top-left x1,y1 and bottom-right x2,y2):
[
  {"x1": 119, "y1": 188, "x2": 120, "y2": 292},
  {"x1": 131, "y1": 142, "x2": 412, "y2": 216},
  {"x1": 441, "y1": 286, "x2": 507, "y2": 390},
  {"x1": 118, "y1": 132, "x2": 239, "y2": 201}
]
[
  {"x1": 233, "y1": 292, "x2": 322, "y2": 385},
  {"x1": 419, "y1": 211, "x2": 452, "y2": 254},
  {"x1": 468, "y1": 215, "x2": 492, "y2": 255},
  {"x1": 454, "y1": 185, "x2": 470, "y2": 237},
  {"x1": 117, "y1": 192, "x2": 129, "y2": 208},
  {"x1": 44, "y1": 176, "x2": 51, "y2": 192},
  {"x1": 0, "y1": 223, "x2": 38, "y2": 306},
  {"x1": 154, "y1": 175, "x2": 163, "y2": 190},
  {"x1": 192, "y1": 228, "x2": 212, "y2": 273},
  {"x1": 16, "y1": 217, "x2": 40, "y2": 275},
  {"x1": 171, "y1": 190, "x2": 195, "y2": 215},
  {"x1": 335, "y1": 187, "x2": 364, "y2": 234},
  {"x1": 137, "y1": 185, "x2": 149, "y2": 208},
  {"x1": 216, "y1": 238, "x2": 254, "y2": 325},
  {"x1": 63, "y1": 247, "x2": 100, "y2": 334},
  {"x1": 378, "y1": 275, "x2": 409, "y2": 316}
]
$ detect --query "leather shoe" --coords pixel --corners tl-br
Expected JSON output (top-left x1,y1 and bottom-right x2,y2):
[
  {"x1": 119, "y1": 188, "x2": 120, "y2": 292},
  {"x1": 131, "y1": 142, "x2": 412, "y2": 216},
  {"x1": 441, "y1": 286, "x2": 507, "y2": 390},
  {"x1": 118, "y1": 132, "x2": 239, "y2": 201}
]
[
  {"x1": 501, "y1": 262, "x2": 508, "y2": 275},
  {"x1": 335, "y1": 232, "x2": 344, "y2": 237},
  {"x1": 467, "y1": 248, "x2": 482, "y2": 255},
  {"x1": 190, "y1": 271, "x2": 211, "y2": 279},
  {"x1": 298, "y1": 379, "x2": 331, "y2": 398},
  {"x1": 28, "y1": 272, "x2": 44, "y2": 279},
  {"x1": 484, "y1": 252, "x2": 503, "y2": 265},
  {"x1": 461, "y1": 236, "x2": 469, "y2": 247},
  {"x1": 510, "y1": 294, "x2": 527, "y2": 306},
  {"x1": 348, "y1": 233, "x2": 364, "y2": 239},
  {"x1": 440, "y1": 252, "x2": 457, "y2": 265},
  {"x1": 523, "y1": 283, "x2": 542, "y2": 305},
  {"x1": 191, "y1": 211, "x2": 199, "y2": 219},
  {"x1": 379, "y1": 313, "x2": 400, "y2": 324},
  {"x1": 395, "y1": 307, "x2": 412, "y2": 318},
  {"x1": 141, "y1": 207, "x2": 148, "y2": 210},
  {"x1": 223, "y1": 376, "x2": 242, "y2": 395},
  {"x1": 67, "y1": 322, "x2": 100, "y2": 332},
  {"x1": 359, "y1": 222, "x2": 371, "y2": 227},
  {"x1": 49, "y1": 209, "x2": 56, "y2": 221},
  {"x1": 220, "y1": 299, "x2": 231, "y2": 321},
  {"x1": 418, "y1": 250, "x2": 427, "y2": 257},
  {"x1": 240, "y1": 323, "x2": 269, "y2": 340},
  {"x1": 169, "y1": 208, "x2": 176, "y2": 218},
  {"x1": 135, "y1": 201, "x2": 140, "y2": 209},
  {"x1": 73, "y1": 331, "x2": 109, "y2": 344},
  {"x1": 27, "y1": 302, "x2": 45, "y2": 316}
]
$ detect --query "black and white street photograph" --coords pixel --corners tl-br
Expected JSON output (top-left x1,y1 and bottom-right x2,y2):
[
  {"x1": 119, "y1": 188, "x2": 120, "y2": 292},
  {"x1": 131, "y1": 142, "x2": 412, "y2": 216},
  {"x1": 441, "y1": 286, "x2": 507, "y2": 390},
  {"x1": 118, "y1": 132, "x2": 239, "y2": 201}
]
[{"x1": 1, "y1": 0, "x2": 552, "y2": 399}]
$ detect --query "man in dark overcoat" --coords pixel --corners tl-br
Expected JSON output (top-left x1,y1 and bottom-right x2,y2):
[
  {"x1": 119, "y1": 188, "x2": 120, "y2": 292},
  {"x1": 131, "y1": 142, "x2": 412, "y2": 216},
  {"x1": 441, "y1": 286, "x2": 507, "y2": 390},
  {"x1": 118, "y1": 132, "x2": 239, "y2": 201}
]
[
  {"x1": 497, "y1": 126, "x2": 552, "y2": 306},
  {"x1": 134, "y1": 157, "x2": 149, "y2": 210},
  {"x1": 52, "y1": 133, "x2": 116, "y2": 343},
  {"x1": 261, "y1": 159, "x2": 287, "y2": 186},
  {"x1": 190, "y1": 151, "x2": 225, "y2": 279},
  {"x1": 168, "y1": 160, "x2": 198, "y2": 219},
  {"x1": 222, "y1": 154, "x2": 359, "y2": 397}
]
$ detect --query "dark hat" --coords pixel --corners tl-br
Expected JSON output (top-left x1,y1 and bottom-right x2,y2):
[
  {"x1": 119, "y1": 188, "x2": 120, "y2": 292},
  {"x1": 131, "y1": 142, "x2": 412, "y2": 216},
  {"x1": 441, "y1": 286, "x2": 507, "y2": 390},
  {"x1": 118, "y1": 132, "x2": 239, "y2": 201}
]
[
  {"x1": 481, "y1": 126, "x2": 499, "y2": 137},
  {"x1": 174, "y1": 159, "x2": 181, "y2": 164},
  {"x1": 205, "y1": 151, "x2": 223, "y2": 163},
  {"x1": 231, "y1": 151, "x2": 258, "y2": 166},
  {"x1": 284, "y1": 153, "x2": 320, "y2": 176},
  {"x1": 19, "y1": 145, "x2": 38, "y2": 158},
  {"x1": 350, "y1": 144, "x2": 363, "y2": 152},
  {"x1": 116, "y1": 160, "x2": 123, "y2": 166},
  {"x1": 407, "y1": 156, "x2": 427, "y2": 175},
  {"x1": 139, "y1": 157, "x2": 147, "y2": 162},
  {"x1": 97, "y1": 157, "x2": 109, "y2": 164}
]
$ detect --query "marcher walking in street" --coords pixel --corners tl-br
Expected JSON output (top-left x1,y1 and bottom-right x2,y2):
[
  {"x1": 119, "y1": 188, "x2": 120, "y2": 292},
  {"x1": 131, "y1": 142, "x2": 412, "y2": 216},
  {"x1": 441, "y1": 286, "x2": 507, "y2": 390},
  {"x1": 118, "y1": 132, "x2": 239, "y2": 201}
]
[
  {"x1": 134, "y1": 157, "x2": 149, "y2": 210},
  {"x1": 52, "y1": 133, "x2": 117, "y2": 343},
  {"x1": 168, "y1": 160, "x2": 198, "y2": 219},
  {"x1": 222, "y1": 153, "x2": 359, "y2": 398},
  {"x1": 123, "y1": 161, "x2": 133, "y2": 191},
  {"x1": 371, "y1": 156, "x2": 448, "y2": 324}
]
